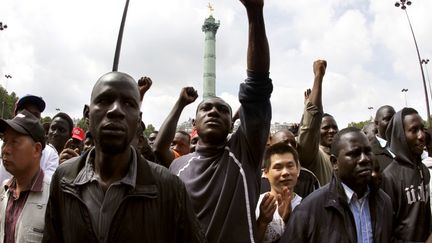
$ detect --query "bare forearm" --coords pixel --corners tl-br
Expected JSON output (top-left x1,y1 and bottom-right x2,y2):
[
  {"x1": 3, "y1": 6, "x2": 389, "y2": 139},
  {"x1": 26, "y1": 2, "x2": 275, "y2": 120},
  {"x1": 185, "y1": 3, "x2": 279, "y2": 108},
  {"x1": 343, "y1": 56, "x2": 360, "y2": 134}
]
[
  {"x1": 153, "y1": 100, "x2": 186, "y2": 165},
  {"x1": 246, "y1": 7, "x2": 269, "y2": 73}
]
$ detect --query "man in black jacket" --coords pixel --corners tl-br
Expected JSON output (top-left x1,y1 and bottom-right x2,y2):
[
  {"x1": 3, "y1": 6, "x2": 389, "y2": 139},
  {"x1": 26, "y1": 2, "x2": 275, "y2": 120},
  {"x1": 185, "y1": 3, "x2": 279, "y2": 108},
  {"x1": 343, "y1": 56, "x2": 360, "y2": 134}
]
[
  {"x1": 281, "y1": 127, "x2": 392, "y2": 243},
  {"x1": 382, "y1": 107, "x2": 431, "y2": 242},
  {"x1": 42, "y1": 72, "x2": 206, "y2": 243},
  {"x1": 371, "y1": 105, "x2": 395, "y2": 171}
]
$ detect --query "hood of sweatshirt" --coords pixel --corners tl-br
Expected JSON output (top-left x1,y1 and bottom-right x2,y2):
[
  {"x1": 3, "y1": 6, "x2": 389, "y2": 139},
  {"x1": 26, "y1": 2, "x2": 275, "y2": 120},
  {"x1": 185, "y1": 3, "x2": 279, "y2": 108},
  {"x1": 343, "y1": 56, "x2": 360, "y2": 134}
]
[{"x1": 386, "y1": 108, "x2": 421, "y2": 166}]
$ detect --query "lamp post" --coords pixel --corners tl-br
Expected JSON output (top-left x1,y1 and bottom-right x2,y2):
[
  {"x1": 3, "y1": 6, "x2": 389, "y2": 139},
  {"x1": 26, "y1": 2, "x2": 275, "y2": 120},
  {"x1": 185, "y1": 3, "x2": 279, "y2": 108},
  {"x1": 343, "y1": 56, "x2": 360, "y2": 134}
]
[
  {"x1": 0, "y1": 22, "x2": 7, "y2": 31},
  {"x1": 368, "y1": 106, "x2": 374, "y2": 121},
  {"x1": 401, "y1": 88, "x2": 409, "y2": 107},
  {"x1": 395, "y1": 0, "x2": 430, "y2": 123},
  {"x1": 422, "y1": 59, "x2": 431, "y2": 103}
]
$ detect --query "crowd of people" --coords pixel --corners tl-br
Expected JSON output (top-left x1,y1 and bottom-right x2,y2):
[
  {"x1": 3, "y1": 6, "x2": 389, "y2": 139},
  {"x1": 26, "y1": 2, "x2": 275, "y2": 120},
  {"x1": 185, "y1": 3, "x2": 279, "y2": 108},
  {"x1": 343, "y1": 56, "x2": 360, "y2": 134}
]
[{"x1": 0, "y1": 0, "x2": 431, "y2": 242}]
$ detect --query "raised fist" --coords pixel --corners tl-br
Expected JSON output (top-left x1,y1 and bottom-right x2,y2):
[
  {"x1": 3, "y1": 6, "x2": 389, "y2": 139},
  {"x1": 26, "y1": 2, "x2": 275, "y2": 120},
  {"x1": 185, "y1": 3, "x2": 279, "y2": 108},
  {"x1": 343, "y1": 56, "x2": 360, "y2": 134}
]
[{"x1": 138, "y1": 76, "x2": 153, "y2": 101}]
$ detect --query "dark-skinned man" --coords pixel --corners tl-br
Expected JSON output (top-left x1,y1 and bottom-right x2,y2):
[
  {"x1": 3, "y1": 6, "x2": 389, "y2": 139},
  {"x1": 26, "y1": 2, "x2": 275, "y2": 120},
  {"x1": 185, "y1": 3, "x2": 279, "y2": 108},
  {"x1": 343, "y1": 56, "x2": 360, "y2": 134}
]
[
  {"x1": 297, "y1": 59, "x2": 338, "y2": 186},
  {"x1": 371, "y1": 105, "x2": 395, "y2": 171},
  {"x1": 43, "y1": 72, "x2": 206, "y2": 243},
  {"x1": 382, "y1": 107, "x2": 431, "y2": 242},
  {"x1": 48, "y1": 112, "x2": 74, "y2": 155},
  {"x1": 281, "y1": 127, "x2": 392, "y2": 242},
  {"x1": 169, "y1": 0, "x2": 272, "y2": 242}
]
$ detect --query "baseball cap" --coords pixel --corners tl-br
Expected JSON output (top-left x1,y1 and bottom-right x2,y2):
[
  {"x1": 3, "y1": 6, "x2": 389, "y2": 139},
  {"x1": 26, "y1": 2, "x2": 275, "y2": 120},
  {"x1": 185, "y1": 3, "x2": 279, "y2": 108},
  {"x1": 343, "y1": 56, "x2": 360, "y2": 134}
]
[
  {"x1": 71, "y1": 127, "x2": 85, "y2": 141},
  {"x1": 0, "y1": 109, "x2": 46, "y2": 149},
  {"x1": 14, "y1": 94, "x2": 46, "y2": 115}
]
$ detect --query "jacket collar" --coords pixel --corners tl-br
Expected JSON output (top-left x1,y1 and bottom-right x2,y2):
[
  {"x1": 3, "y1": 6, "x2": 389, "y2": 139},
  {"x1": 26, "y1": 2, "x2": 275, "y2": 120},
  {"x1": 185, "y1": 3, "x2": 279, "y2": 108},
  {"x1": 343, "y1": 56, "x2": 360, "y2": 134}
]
[{"x1": 60, "y1": 146, "x2": 157, "y2": 198}]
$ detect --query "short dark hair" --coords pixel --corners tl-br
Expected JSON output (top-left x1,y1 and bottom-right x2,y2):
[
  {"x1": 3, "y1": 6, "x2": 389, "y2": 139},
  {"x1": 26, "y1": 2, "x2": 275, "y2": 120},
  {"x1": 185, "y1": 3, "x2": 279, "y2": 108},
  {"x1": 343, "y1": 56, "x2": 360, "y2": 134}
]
[
  {"x1": 195, "y1": 97, "x2": 232, "y2": 116},
  {"x1": 263, "y1": 142, "x2": 300, "y2": 170},
  {"x1": 330, "y1": 127, "x2": 362, "y2": 156},
  {"x1": 374, "y1": 105, "x2": 395, "y2": 122},
  {"x1": 52, "y1": 112, "x2": 73, "y2": 134},
  {"x1": 176, "y1": 130, "x2": 191, "y2": 141},
  {"x1": 401, "y1": 107, "x2": 418, "y2": 120},
  {"x1": 323, "y1": 113, "x2": 333, "y2": 118}
]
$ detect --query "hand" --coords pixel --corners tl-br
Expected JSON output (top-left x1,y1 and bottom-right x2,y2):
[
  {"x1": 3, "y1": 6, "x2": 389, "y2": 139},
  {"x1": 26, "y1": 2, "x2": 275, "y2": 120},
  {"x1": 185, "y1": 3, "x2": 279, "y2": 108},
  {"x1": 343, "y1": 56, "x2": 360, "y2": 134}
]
[
  {"x1": 138, "y1": 76, "x2": 153, "y2": 101},
  {"x1": 277, "y1": 187, "x2": 292, "y2": 222},
  {"x1": 179, "y1": 87, "x2": 198, "y2": 106},
  {"x1": 313, "y1": 60, "x2": 327, "y2": 78},
  {"x1": 304, "y1": 88, "x2": 311, "y2": 101},
  {"x1": 257, "y1": 193, "x2": 277, "y2": 226},
  {"x1": 239, "y1": 0, "x2": 264, "y2": 10},
  {"x1": 59, "y1": 148, "x2": 79, "y2": 164}
]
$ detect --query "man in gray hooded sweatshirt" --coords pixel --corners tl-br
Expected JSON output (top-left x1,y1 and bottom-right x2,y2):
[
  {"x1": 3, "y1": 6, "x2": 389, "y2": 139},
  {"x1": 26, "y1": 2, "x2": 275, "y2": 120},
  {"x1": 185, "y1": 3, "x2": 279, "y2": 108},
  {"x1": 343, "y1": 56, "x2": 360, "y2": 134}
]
[{"x1": 382, "y1": 107, "x2": 431, "y2": 242}]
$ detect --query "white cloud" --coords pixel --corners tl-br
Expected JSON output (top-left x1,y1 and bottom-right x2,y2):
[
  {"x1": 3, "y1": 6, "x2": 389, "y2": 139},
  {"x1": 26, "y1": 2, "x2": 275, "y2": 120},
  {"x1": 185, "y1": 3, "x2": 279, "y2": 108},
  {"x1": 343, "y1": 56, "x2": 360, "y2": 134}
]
[{"x1": 0, "y1": 0, "x2": 431, "y2": 130}]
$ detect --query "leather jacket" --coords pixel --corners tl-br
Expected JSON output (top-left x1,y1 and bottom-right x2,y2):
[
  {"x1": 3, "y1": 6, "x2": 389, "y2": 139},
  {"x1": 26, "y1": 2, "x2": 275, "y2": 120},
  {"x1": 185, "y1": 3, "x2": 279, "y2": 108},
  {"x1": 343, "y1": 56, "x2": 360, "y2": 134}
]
[
  {"x1": 281, "y1": 174, "x2": 393, "y2": 243},
  {"x1": 42, "y1": 148, "x2": 207, "y2": 243}
]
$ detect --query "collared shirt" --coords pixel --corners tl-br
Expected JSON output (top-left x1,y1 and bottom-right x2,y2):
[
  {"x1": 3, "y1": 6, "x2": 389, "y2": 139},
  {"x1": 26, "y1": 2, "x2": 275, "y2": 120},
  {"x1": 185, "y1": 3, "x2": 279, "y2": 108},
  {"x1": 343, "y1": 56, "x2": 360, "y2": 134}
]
[
  {"x1": 341, "y1": 183, "x2": 373, "y2": 243},
  {"x1": 74, "y1": 147, "x2": 137, "y2": 243},
  {"x1": 375, "y1": 135, "x2": 395, "y2": 158},
  {"x1": 4, "y1": 169, "x2": 44, "y2": 243}
]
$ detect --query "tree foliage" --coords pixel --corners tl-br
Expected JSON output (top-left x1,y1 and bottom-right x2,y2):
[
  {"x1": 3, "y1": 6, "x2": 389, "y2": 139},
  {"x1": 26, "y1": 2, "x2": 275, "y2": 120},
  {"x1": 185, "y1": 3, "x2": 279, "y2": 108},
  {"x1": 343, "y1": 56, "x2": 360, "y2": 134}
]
[
  {"x1": 0, "y1": 85, "x2": 18, "y2": 119},
  {"x1": 347, "y1": 119, "x2": 372, "y2": 129},
  {"x1": 76, "y1": 117, "x2": 89, "y2": 131},
  {"x1": 144, "y1": 124, "x2": 155, "y2": 137}
]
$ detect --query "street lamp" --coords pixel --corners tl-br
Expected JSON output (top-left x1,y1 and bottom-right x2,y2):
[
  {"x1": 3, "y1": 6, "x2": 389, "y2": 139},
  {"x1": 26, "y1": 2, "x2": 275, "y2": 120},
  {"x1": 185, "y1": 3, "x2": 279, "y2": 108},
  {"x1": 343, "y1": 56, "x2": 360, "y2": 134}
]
[
  {"x1": 368, "y1": 106, "x2": 374, "y2": 121},
  {"x1": 402, "y1": 88, "x2": 409, "y2": 107},
  {"x1": 0, "y1": 22, "x2": 7, "y2": 31},
  {"x1": 395, "y1": 0, "x2": 431, "y2": 124},
  {"x1": 422, "y1": 59, "x2": 432, "y2": 103}
]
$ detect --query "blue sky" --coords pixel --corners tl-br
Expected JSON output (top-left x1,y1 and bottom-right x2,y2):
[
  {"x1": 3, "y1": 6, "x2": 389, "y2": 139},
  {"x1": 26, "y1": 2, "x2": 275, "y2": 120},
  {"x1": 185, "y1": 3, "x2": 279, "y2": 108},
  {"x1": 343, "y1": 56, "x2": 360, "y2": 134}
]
[{"x1": 1, "y1": 0, "x2": 431, "y2": 129}]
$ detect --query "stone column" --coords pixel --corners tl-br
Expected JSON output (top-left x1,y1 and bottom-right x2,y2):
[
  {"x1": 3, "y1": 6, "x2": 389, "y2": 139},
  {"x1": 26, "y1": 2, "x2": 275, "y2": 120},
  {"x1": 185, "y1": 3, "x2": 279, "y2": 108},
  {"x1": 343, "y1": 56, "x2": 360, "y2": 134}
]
[{"x1": 202, "y1": 15, "x2": 219, "y2": 99}]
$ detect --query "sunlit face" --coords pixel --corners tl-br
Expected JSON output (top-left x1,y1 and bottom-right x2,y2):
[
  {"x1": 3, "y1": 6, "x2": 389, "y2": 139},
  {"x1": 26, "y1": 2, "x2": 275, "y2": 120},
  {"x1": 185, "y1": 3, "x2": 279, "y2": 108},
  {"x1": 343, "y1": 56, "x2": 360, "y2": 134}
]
[
  {"x1": 195, "y1": 97, "x2": 232, "y2": 145},
  {"x1": 403, "y1": 113, "x2": 425, "y2": 157},
  {"x1": 320, "y1": 116, "x2": 338, "y2": 147},
  {"x1": 1, "y1": 127, "x2": 41, "y2": 176},
  {"x1": 264, "y1": 152, "x2": 300, "y2": 194}
]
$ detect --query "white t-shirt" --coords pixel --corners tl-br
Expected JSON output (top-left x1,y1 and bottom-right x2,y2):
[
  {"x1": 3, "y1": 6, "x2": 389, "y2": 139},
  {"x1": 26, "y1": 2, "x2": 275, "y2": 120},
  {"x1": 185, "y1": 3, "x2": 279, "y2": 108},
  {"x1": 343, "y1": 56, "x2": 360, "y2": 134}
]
[
  {"x1": 0, "y1": 143, "x2": 59, "y2": 183},
  {"x1": 255, "y1": 192, "x2": 302, "y2": 243}
]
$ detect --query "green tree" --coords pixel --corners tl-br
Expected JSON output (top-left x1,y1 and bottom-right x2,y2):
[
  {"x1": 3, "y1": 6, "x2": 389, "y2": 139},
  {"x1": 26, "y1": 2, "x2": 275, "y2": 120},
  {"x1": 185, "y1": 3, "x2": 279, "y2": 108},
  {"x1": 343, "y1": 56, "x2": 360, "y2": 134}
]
[
  {"x1": 348, "y1": 119, "x2": 371, "y2": 129},
  {"x1": 0, "y1": 85, "x2": 18, "y2": 119},
  {"x1": 41, "y1": 116, "x2": 52, "y2": 124},
  {"x1": 144, "y1": 124, "x2": 155, "y2": 137},
  {"x1": 76, "y1": 117, "x2": 89, "y2": 131}
]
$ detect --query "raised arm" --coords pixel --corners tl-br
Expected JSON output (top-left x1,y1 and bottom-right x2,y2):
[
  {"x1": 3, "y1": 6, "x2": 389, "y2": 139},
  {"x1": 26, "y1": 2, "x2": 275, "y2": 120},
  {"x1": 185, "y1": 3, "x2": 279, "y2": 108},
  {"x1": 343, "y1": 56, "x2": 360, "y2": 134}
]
[
  {"x1": 237, "y1": 0, "x2": 273, "y2": 167},
  {"x1": 297, "y1": 60, "x2": 326, "y2": 168},
  {"x1": 309, "y1": 60, "x2": 326, "y2": 111},
  {"x1": 240, "y1": 0, "x2": 269, "y2": 73},
  {"x1": 153, "y1": 87, "x2": 198, "y2": 167}
]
